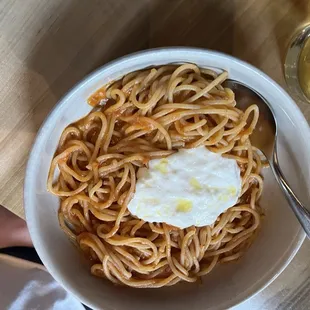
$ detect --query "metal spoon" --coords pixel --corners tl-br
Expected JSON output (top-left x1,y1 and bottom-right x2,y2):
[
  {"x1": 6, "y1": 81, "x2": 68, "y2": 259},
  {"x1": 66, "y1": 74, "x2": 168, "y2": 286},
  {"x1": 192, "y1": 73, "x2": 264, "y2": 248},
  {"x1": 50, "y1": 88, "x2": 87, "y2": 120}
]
[{"x1": 224, "y1": 79, "x2": 310, "y2": 238}]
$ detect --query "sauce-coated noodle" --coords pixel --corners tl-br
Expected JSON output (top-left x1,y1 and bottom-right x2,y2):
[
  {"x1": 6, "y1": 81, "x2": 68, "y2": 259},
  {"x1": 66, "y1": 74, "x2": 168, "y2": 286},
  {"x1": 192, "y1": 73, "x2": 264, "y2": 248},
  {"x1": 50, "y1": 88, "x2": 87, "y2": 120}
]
[{"x1": 48, "y1": 64, "x2": 264, "y2": 288}]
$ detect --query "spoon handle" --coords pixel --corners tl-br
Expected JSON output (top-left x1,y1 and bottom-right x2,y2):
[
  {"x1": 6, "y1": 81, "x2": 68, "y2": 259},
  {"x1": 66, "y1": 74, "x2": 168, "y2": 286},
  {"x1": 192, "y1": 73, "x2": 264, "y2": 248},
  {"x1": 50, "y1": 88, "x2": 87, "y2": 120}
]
[{"x1": 272, "y1": 150, "x2": 310, "y2": 239}]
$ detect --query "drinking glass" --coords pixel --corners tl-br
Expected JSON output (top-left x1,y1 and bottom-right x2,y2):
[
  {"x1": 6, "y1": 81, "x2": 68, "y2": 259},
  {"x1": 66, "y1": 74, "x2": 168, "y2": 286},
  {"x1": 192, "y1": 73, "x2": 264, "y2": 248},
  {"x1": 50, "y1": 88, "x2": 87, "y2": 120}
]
[{"x1": 285, "y1": 24, "x2": 310, "y2": 103}]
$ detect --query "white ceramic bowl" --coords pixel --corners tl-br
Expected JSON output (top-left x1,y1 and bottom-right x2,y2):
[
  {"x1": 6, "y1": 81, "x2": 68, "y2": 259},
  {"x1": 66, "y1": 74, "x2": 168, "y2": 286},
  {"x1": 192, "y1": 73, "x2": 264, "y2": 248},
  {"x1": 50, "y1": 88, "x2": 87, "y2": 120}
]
[{"x1": 24, "y1": 48, "x2": 310, "y2": 310}]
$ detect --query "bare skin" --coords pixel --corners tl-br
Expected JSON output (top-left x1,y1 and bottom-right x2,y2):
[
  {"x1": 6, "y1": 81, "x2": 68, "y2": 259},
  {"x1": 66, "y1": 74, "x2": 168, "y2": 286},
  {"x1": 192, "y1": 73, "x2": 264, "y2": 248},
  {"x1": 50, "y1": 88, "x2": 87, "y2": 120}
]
[{"x1": 0, "y1": 205, "x2": 33, "y2": 248}]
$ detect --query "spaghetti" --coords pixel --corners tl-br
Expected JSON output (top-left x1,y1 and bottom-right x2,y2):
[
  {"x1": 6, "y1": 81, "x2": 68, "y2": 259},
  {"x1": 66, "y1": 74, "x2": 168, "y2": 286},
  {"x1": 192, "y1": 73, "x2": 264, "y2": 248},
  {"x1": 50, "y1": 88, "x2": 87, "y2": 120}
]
[{"x1": 47, "y1": 64, "x2": 264, "y2": 288}]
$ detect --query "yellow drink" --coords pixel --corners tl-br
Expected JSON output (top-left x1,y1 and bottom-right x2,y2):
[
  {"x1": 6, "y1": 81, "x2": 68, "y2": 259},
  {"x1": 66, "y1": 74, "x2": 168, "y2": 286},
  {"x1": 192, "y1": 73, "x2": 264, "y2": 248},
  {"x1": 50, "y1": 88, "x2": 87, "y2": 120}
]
[{"x1": 298, "y1": 36, "x2": 310, "y2": 100}]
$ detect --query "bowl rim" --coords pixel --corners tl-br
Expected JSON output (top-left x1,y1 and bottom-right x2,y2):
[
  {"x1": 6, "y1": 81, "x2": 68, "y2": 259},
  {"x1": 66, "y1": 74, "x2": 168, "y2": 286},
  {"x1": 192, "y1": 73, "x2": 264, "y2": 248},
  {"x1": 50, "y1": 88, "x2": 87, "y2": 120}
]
[{"x1": 24, "y1": 47, "x2": 307, "y2": 310}]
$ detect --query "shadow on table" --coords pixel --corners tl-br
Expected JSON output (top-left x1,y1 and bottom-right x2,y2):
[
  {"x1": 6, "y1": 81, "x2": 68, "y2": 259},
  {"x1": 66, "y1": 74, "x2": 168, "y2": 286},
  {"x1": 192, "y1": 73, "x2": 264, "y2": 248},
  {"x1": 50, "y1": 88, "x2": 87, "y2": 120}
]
[
  {"x1": 25, "y1": 0, "x2": 149, "y2": 132},
  {"x1": 24, "y1": 0, "x2": 243, "y2": 133},
  {"x1": 269, "y1": 0, "x2": 310, "y2": 67}
]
